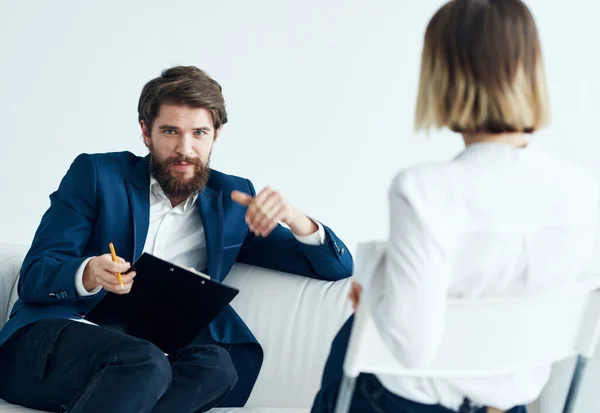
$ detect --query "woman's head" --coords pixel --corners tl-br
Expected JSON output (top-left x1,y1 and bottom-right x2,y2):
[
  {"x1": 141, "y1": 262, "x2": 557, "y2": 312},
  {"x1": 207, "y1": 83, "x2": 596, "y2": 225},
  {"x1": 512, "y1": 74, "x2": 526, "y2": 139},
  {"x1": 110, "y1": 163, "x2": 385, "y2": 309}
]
[{"x1": 415, "y1": 0, "x2": 549, "y2": 135}]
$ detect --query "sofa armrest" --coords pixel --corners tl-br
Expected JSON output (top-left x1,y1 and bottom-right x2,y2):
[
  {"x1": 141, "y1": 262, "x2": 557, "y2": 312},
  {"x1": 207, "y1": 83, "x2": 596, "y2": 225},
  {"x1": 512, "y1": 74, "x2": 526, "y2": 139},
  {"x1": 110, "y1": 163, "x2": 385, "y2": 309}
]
[
  {"x1": 226, "y1": 263, "x2": 352, "y2": 408},
  {"x1": 0, "y1": 244, "x2": 27, "y2": 328}
]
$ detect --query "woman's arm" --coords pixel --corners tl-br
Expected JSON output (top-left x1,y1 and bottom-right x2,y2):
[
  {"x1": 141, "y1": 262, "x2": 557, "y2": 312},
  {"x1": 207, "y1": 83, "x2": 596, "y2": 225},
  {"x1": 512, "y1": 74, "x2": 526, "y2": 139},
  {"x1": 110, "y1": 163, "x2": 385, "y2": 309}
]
[{"x1": 367, "y1": 172, "x2": 455, "y2": 368}]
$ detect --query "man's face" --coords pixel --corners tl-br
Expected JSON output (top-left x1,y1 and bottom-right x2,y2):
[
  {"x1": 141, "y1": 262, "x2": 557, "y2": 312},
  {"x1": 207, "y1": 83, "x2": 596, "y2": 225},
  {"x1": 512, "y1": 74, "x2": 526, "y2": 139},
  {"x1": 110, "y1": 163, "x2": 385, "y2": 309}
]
[{"x1": 141, "y1": 104, "x2": 220, "y2": 200}]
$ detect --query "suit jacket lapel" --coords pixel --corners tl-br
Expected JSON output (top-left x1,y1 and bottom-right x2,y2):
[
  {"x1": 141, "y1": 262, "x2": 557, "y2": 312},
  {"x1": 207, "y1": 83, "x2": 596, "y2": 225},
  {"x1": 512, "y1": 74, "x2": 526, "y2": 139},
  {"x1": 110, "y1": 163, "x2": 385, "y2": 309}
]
[
  {"x1": 197, "y1": 185, "x2": 224, "y2": 280},
  {"x1": 125, "y1": 155, "x2": 151, "y2": 262}
]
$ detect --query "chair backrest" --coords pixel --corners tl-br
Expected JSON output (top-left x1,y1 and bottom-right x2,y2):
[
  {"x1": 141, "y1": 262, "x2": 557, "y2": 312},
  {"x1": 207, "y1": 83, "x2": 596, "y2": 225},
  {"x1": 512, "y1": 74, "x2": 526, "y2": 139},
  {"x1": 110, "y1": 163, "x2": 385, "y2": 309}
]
[{"x1": 344, "y1": 276, "x2": 600, "y2": 379}]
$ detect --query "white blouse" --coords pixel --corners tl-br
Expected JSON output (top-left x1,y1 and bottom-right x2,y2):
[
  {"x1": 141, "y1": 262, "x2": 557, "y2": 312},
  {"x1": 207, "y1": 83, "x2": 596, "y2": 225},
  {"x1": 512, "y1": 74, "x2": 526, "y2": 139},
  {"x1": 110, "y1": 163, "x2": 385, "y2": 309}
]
[{"x1": 365, "y1": 142, "x2": 598, "y2": 410}]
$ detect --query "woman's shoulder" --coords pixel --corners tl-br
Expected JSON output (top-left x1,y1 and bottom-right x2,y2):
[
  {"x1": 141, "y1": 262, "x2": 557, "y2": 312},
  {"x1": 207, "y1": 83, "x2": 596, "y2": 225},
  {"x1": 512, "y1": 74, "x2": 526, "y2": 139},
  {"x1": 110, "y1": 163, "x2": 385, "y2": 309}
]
[{"x1": 390, "y1": 161, "x2": 458, "y2": 192}]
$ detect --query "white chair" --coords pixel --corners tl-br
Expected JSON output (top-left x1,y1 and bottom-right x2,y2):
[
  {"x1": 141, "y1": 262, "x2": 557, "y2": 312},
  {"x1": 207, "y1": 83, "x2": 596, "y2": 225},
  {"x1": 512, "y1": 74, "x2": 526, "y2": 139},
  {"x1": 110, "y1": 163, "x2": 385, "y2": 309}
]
[{"x1": 334, "y1": 247, "x2": 600, "y2": 413}]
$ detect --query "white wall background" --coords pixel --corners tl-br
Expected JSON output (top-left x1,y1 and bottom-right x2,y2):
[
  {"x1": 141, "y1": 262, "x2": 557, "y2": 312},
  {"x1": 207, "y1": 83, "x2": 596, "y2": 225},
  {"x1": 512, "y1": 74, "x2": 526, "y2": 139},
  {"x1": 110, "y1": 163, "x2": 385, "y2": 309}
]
[{"x1": 0, "y1": 0, "x2": 599, "y2": 411}]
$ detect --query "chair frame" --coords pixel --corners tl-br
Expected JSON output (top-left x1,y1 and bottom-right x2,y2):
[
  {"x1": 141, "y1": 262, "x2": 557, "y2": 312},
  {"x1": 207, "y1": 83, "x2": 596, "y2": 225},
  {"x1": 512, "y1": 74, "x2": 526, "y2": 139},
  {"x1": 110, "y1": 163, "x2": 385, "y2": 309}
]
[{"x1": 334, "y1": 278, "x2": 600, "y2": 413}]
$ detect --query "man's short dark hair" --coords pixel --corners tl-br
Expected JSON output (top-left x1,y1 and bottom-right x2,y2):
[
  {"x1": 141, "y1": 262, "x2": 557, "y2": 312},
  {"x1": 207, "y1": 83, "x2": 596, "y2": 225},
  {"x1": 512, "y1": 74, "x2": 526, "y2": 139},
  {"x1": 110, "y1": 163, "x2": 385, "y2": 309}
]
[{"x1": 138, "y1": 66, "x2": 228, "y2": 131}]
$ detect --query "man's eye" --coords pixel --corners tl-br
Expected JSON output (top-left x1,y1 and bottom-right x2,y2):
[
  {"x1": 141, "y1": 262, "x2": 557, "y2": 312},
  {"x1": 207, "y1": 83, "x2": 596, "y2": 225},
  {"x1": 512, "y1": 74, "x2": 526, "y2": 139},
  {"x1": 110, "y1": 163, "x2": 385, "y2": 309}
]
[
  {"x1": 164, "y1": 130, "x2": 176, "y2": 135},
  {"x1": 194, "y1": 130, "x2": 206, "y2": 136}
]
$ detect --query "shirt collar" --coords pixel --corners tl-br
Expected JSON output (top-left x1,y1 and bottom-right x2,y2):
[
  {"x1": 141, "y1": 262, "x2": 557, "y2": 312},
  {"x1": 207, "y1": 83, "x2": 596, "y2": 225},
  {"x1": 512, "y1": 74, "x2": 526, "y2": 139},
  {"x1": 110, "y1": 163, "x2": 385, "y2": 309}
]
[{"x1": 454, "y1": 141, "x2": 532, "y2": 164}]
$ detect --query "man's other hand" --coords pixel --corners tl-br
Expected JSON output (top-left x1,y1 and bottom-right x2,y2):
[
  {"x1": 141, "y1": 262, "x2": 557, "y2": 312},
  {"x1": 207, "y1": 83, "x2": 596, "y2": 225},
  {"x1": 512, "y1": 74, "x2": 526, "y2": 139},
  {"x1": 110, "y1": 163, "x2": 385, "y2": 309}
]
[{"x1": 232, "y1": 187, "x2": 318, "y2": 238}]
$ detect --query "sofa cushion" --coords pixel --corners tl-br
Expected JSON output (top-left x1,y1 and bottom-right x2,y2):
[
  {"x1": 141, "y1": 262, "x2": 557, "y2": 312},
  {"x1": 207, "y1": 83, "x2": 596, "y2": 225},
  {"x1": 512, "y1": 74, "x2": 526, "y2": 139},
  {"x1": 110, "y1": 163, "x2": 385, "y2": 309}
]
[
  {"x1": 225, "y1": 264, "x2": 352, "y2": 408},
  {"x1": 0, "y1": 401, "x2": 39, "y2": 413},
  {"x1": 0, "y1": 399, "x2": 308, "y2": 413},
  {"x1": 213, "y1": 409, "x2": 308, "y2": 413},
  {"x1": 0, "y1": 245, "x2": 26, "y2": 327}
]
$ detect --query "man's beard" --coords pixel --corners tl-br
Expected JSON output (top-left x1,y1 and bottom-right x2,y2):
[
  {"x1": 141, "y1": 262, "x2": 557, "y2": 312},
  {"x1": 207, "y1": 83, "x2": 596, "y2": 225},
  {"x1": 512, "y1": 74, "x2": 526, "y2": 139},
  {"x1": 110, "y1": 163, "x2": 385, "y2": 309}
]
[{"x1": 149, "y1": 147, "x2": 211, "y2": 200}]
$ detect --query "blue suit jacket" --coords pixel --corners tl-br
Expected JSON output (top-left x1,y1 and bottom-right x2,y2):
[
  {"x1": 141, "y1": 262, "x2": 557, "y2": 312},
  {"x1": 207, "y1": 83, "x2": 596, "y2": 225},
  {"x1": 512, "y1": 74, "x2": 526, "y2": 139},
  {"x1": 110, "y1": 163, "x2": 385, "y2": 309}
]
[{"x1": 0, "y1": 152, "x2": 353, "y2": 406}]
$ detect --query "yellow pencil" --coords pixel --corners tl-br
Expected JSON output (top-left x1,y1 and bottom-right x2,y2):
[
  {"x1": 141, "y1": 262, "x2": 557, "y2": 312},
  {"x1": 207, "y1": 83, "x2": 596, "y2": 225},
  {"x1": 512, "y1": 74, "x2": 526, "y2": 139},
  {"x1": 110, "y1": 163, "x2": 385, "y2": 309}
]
[{"x1": 109, "y1": 242, "x2": 124, "y2": 290}]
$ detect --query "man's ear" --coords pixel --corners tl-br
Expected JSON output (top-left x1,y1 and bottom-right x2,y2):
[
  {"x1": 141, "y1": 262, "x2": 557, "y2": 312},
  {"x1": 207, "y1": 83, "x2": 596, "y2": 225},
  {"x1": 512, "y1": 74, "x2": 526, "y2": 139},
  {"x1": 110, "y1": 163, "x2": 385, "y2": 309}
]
[
  {"x1": 214, "y1": 126, "x2": 223, "y2": 142},
  {"x1": 140, "y1": 120, "x2": 151, "y2": 147}
]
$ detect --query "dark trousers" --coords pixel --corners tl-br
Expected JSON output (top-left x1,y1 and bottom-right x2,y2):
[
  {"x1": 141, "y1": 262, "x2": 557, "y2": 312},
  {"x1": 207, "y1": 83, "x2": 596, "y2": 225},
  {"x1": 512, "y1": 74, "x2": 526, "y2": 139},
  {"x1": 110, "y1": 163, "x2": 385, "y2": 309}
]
[
  {"x1": 311, "y1": 316, "x2": 527, "y2": 413},
  {"x1": 0, "y1": 319, "x2": 238, "y2": 413}
]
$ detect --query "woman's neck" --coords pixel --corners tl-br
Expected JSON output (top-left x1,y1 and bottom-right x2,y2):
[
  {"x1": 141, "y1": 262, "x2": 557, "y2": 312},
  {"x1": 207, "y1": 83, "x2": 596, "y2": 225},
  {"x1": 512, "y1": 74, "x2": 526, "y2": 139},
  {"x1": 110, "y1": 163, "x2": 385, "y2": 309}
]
[{"x1": 462, "y1": 132, "x2": 528, "y2": 148}]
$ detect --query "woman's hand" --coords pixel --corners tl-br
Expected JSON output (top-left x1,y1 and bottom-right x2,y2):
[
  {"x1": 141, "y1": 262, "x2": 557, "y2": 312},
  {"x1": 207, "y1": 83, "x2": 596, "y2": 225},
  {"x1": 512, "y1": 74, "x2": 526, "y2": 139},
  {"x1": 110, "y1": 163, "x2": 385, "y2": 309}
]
[{"x1": 349, "y1": 281, "x2": 363, "y2": 310}]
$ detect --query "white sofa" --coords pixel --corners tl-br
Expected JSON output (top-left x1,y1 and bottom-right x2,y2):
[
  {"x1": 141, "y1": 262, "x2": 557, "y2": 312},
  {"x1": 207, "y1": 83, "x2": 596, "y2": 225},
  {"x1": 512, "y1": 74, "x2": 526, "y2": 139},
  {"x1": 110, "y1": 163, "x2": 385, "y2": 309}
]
[
  {"x1": 3, "y1": 243, "x2": 600, "y2": 413},
  {"x1": 0, "y1": 243, "x2": 352, "y2": 413}
]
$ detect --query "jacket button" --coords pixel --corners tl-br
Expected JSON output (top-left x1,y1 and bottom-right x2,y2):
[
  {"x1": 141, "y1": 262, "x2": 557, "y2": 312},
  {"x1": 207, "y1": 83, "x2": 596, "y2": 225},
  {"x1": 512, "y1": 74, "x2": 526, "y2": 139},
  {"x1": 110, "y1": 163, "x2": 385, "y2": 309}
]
[
  {"x1": 340, "y1": 248, "x2": 345, "y2": 255},
  {"x1": 49, "y1": 293, "x2": 57, "y2": 298}
]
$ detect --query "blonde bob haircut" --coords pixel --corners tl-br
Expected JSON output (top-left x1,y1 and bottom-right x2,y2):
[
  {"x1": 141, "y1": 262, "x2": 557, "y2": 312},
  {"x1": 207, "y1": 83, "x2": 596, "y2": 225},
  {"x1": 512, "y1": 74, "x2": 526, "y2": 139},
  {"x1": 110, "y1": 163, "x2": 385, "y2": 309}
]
[{"x1": 415, "y1": 0, "x2": 550, "y2": 134}]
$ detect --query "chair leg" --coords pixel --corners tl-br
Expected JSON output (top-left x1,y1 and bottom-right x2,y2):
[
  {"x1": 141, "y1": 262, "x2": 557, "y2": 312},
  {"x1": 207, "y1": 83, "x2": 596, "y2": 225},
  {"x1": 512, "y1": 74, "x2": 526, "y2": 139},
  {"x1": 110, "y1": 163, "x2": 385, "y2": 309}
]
[
  {"x1": 334, "y1": 374, "x2": 357, "y2": 413},
  {"x1": 562, "y1": 355, "x2": 589, "y2": 413}
]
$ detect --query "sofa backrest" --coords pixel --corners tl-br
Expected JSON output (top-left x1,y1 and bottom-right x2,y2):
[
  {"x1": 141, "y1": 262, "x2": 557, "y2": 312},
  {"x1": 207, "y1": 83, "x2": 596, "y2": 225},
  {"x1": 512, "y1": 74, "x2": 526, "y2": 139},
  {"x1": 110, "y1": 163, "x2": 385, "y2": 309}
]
[{"x1": 0, "y1": 244, "x2": 352, "y2": 408}]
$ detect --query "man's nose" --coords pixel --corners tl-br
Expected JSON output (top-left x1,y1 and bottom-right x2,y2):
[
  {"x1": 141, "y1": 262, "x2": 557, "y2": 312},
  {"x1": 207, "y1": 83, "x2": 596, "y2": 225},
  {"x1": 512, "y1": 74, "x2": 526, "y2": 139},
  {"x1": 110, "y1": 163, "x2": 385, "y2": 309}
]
[{"x1": 175, "y1": 134, "x2": 193, "y2": 156}]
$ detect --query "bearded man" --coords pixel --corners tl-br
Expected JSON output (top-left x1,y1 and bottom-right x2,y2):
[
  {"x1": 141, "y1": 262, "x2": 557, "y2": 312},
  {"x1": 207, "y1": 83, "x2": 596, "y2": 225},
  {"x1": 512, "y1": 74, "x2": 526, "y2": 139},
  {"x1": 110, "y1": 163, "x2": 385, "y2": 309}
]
[{"x1": 0, "y1": 66, "x2": 353, "y2": 413}]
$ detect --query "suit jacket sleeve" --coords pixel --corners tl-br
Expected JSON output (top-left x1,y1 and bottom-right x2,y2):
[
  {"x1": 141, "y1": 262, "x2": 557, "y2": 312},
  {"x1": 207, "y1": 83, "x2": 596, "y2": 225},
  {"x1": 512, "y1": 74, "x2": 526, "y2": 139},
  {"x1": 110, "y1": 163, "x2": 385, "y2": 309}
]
[
  {"x1": 18, "y1": 154, "x2": 98, "y2": 304},
  {"x1": 236, "y1": 179, "x2": 353, "y2": 281}
]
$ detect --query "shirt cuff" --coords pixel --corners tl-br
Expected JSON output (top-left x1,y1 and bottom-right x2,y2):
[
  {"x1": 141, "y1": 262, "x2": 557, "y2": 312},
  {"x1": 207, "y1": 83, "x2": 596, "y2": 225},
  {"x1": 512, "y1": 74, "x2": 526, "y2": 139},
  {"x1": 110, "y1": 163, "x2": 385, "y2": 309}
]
[
  {"x1": 293, "y1": 220, "x2": 326, "y2": 245},
  {"x1": 75, "y1": 257, "x2": 103, "y2": 296}
]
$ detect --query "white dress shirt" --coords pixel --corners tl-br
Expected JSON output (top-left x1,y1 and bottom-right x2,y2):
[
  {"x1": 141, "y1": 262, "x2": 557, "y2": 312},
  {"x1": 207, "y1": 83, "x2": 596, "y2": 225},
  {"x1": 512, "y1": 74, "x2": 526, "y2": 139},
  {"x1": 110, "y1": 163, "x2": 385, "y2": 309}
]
[
  {"x1": 366, "y1": 142, "x2": 598, "y2": 410},
  {"x1": 75, "y1": 176, "x2": 325, "y2": 296}
]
